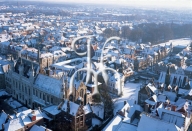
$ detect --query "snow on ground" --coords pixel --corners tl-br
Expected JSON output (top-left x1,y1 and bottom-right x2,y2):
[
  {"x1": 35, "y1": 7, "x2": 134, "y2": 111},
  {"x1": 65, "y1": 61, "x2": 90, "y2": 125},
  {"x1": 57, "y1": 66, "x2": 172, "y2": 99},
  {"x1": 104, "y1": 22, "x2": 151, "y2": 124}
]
[
  {"x1": 158, "y1": 38, "x2": 191, "y2": 47},
  {"x1": 113, "y1": 82, "x2": 142, "y2": 115}
]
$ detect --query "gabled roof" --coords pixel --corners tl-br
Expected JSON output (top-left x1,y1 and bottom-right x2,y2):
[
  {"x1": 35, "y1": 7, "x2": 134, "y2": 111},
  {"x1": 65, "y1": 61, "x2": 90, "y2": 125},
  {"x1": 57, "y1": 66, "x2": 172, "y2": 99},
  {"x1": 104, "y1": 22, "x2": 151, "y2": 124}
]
[
  {"x1": 61, "y1": 100, "x2": 80, "y2": 116},
  {"x1": 137, "y1": 114, "x2": 180, "y2": 131},
  {"x1": 4, "y1": 117, "x2": 24, "y2": 131}
]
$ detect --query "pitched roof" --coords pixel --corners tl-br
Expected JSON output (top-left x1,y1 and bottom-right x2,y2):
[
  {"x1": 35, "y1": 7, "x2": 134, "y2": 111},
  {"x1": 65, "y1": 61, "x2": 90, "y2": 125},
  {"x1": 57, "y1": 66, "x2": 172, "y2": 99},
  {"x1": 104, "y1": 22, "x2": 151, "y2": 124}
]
[
  {"x1": 34, "y1": 74, "x2": 62, "y2": 97},
  {"x1": 137, "y1": 114, "x2": 180, "y2": 131},
  {"x1": 61, "y1": 100, "x2": 80, "y2": 116}
]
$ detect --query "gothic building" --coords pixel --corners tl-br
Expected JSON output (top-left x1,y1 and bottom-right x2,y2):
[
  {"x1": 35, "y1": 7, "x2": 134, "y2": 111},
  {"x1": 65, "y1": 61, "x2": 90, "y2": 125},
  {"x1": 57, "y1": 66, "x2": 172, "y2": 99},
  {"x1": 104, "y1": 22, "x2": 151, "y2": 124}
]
[{"x1": 4, "y1": 56, "x2": 94, "y2": 109}]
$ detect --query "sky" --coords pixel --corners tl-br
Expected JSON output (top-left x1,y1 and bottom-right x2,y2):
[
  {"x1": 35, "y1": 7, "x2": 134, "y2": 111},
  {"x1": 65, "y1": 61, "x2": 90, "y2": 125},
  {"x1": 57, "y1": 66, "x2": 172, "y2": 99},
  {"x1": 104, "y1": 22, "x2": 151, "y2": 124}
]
[{"x1": 40, "y1": 0, "x2": 192, "y2": 9}]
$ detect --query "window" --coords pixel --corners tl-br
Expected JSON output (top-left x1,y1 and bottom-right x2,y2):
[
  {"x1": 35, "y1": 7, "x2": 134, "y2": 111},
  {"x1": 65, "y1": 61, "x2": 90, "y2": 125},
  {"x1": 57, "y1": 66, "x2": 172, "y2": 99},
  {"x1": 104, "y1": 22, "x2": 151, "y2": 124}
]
[
  {"x1": 33, "y1": 89, "x2": 35, "y2": 95},
  {"x1": 76, "y1": 117, "x2": 79, "y2": 123},
  {"x1": 80, "y1": 116, "x2": 83, "y2": 121}
]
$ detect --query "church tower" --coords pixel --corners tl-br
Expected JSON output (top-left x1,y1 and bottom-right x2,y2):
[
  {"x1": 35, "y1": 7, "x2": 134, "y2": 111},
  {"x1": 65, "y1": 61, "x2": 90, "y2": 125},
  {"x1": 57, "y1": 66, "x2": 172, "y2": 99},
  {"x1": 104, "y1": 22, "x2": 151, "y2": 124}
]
[
  {"x1": 19, "y1": 58, "x2": 24, "y2": 76},
  {"x1": 29, "y1": 63, "x2": 35, "y2": 82},
  {"x1": 165, "y1": 65, "x2": 171, "y2": 87}
]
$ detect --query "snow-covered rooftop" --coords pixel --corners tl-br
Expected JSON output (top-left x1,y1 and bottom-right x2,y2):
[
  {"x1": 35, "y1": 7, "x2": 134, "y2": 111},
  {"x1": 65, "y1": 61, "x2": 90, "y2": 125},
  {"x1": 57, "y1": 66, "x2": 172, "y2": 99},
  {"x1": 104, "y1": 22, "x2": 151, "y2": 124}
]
[
  {"x1": 137, "y1": 114, "x2": 180, "y2": 131},
  {"x1": 34, "y1": 74, "x2": 62, "y2": 97},
  {"x1": 61, "y1": 100, "x2": 79, "y2": 116},
  {"x1": 43, "y1": 105, "x2": 61, "y2": 116}
]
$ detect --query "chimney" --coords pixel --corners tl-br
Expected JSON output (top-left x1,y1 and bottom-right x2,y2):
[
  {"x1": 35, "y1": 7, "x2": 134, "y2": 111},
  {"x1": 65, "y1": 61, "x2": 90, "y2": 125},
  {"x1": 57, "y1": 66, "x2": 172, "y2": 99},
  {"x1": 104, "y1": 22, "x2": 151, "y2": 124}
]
[
  {"x1": 171, "y1": 105, "x2": 176, "y2": 111},
  {"x1": 30, "y1": 110, "x2": 36, "y2": 121},
  {"x1": 13, "y1": 110, "x2": 17, "y2": 116}
]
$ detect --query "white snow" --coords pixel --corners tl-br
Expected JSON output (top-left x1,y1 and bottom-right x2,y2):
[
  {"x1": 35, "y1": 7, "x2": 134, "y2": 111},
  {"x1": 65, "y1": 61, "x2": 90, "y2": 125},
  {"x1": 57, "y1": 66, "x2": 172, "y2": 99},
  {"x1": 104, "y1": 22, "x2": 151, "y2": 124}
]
[
  {"x1": 0, "y1": 90, "x2": 8, "y2": 97},
  {"x1": 43, "y1": 105, "x2": 61, "y2": 115},
  {"x1": 61, "y1": 100, "x2": 79, "y2": 116},
  {"x1": 113, "y1": 82, "x2": 141, "y2": 115},
  {"x1": 137, "y1": 114, "x2": 180, "y2": 131},
  {"x1": 34, "y1": 74, "x2": 61, "y2": 98},
  {"x1": 6, "y1": 98, "x2": 22, "y2": 109},
  {"x1": 116, "y1": 122, "x2": 137, "y2": 131},
  {"x1": 17, "y1": 107, "x2": 28, "y2": 113},
  {"x1": 30, "y1": 125, "x2": 45, "y2": 131},
  {"x1": 158, "y1": 38, "x2": 191, "y2": 47},
  {"x1": 83, "y1": 104, "x2": 92, "y2": 115},
  {"x1": 92, "y1": 118, "x2": 101, "y2": 126},
  {"x1": 4, "y1": 117, "x2": 24, "y2": 131},
  {"x1": 102, "y1": 115, "x2": 122, "y2": 131},
  {"x1": 91, "y1": 104, "x2": 104, "y2": 119}
]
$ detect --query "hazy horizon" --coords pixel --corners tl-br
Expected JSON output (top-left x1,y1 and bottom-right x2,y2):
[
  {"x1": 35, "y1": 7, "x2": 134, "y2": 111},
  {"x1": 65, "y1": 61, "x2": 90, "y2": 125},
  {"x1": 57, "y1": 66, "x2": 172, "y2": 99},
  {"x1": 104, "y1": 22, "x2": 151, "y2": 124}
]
[{"x1": 5, "y1": 0, "x2": 192, "y2": 10}]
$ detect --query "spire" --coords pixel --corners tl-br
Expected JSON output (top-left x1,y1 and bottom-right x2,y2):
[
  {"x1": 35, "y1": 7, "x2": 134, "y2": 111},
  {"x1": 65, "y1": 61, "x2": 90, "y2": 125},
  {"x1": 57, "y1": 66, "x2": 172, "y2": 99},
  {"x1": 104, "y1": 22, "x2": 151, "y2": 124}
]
[
  {"x1": 165, "y1": 65, "x2": 171, "y2": 87},
  {"x1": 31, "y1": 63, "x2": 35, "y2": 77},
  {"x1": 37, "y1": 47, "x2": 41, "y2": 63},
  {"x1": 53, "y1": 53, "x2": 55, "y2": 64}
]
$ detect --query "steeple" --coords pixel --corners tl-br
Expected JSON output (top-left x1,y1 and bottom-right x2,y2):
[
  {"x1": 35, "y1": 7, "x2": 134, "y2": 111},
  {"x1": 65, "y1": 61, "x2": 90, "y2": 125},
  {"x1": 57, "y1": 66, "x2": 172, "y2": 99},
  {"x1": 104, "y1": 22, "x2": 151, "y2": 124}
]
[
  {"x1": 19, "y1": 58, "x2": 24, "y2": 76},
  {"x1": 165, "y1": 65, "x2": 171, "y2": 87},
  {"x1": 37, "y1": 47, "x2": 41, "y2": 63},
  {"x1": 31, "y1": 63, "x2": 35, "y2": 77}
]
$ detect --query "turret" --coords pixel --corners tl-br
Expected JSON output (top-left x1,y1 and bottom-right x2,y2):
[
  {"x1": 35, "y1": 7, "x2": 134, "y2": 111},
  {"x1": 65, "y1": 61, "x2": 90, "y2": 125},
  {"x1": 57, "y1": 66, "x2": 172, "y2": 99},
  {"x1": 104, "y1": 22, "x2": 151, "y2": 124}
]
[
  {"x1": 29, "y1": 64, "x2": 35, "y2": 78},
  {"x1": 19, "y1": 58, "x2": 24, "y2": 76},
  {"x1": 37, "y1": 47, "x2": 41, "y2": 63},
  {"x1": 165, "y1": 65, "x2": 170, "y2": 87}
]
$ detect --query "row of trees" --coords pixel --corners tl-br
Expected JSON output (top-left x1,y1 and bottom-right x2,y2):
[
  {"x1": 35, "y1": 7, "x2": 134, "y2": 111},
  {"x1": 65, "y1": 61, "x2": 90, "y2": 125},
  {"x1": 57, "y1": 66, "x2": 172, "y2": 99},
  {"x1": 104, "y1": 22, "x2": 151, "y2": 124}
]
[{"x1": 103, "y1": 23, "x2": 192, "y2": 45}]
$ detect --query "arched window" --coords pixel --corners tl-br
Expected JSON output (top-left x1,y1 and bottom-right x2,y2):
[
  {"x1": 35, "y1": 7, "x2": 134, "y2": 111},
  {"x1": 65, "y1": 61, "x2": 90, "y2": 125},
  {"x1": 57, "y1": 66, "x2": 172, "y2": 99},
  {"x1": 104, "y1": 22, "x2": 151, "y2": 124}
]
[
  {"x1": 80, "y1": 89, "x2": 84, "y2": 98},
  {"x1": 69, "y1": 95, "x2": 73, "y2": 101}
]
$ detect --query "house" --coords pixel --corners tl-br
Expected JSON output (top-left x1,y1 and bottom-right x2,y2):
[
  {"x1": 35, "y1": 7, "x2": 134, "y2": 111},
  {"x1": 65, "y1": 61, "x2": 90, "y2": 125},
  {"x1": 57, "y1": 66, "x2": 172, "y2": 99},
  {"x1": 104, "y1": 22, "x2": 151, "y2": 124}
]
[
  {"x1": 137, "y1": 113, "x2": 182, "y2": 131},
  {"x1": 102, "y1": 102, "x2": 141, "y2": 131},
  {"x1": 0, "y1": 59, "x2": 10, "y2": 89},
  {"x1": 58, "y1": 100, "x2": 93, "y2": 131},
  {"x1": 3, "y1": 109, "x2": 44, "y2": 131},
  {"x1": 30, "y1": 125, "x2": 52, "y2": 131}
]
